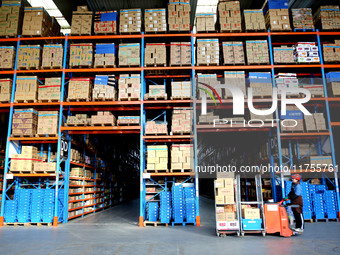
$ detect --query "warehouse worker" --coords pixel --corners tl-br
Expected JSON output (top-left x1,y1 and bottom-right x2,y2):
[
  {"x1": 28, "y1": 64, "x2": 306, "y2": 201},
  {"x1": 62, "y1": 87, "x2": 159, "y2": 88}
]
[{"x1": 284, "y1": 174, "x2": 304, "y2": 233}]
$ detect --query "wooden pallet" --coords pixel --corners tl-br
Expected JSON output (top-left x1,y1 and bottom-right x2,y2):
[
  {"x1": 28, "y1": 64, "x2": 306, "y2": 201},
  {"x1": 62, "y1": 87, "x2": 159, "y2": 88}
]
[
  {"x1": 4, "y1": 222, "x2": 31, "y2": 226},
  {"x1": 37, "y1": 99, "x2": 60, "y2": 103},
  {"x1": 170, "y1": 169, "x2": 193, "y2": 173},
  {"x1": 314, "y1": 218, "x2": 338, "y2": 222},
  {"x1": 170, "y1": 96, "x2": 192, "y2": 100},
  {"x1": 94, "y1": 32, "x2": 118, "y2": 36},
  {"x1": 70, "y1": 33, "x2": 92, "y2": 36},
  {"x1": 92, "y1": 123, "x2": 114, "y2": 126},
  {"x1": 14, "y1": 99, "x2": 37, "y2": 103},
  {"x1": 293, "y1": 28, "x2": 315, "y2": 32},
  {"x1": 11, "y1": 134, "x2": 35, "y2": 138},
  {"x1": 67, "y1": 98, "x2": 90, "y2": 102},
  {"x1": 171, "y1": 131, "x2": 192, "y2": 135},
  {"x1": 30, "y1": 222, "x2": 53, "y2": 227},
  {"x1": 252, "y1": 95, "x2": 273, "y2": 99},
  {"x1": 144, "y1": 31, "x2": 167, "y2": 34},
  {"x1": 145, "y1": 169, "x2": 169, "y2": 173},
  {"x1": 118, "y1": 64, "x2": 140, "y2": 67},
  {"x1": 171, "y1": 222, "x2": 196, "y2": 226},
  {"x1": 169, "y1": 64, "x2": 191, "y2": 67},
  {"x1": 17, "y1": 66, "x2": 39, "y2": 70},
  {"x1": 145, "y1": 63, "x2": 167, "y2": 67},
  {"x1": 220, "y1": 29, "x2": 242, "y2": 33},
  {"x1": 119, "y1": 31, "x2": 142, "y2": 35},
  {"x1": 66, "y1": 123, "x2": 87, "y2": 127},
  {"x1": 196, "y1": 63, "x2": 219, "y2": 66},
  {"x1": 41, "y1": 66, "x2": 63, "y2": 70},
  {"x1": 222, "y1": 62, "x2": 246, "y2": 66},
  {"x1": 94, "y1": 65, "x2": 116, "y2": 68},
  {"x1": 0, "y1": 100, "x2": 10, "y2": 103},
  {"x1": 118, "y1": 97, "x2": 140, "y2": 101},
  {"x1": 93, "y1": 98, "x2": 115, "y2": 101},
  {"x1": 145, "y1": 132, "x2": 168, "y2": 136},
  {"x1": 36, "y1": 134, "x2": 58, "y2": 137},
  {"x1": 33, "y1": 170, "x2": 56, "y2": 174},
  {"x1": 196, "y1": 30, "x2": 218, "y2": 33},
  {"x1": 245, "y1": 29, "x2": 267, "y2": 32},
  {"x1": 9, "y1": 170, "x2": 32, "y2": 174},
  {"x1": 117, "y1": 123, "x2": 140, "y2": 126},
  {"x1": 144, "y1": 221, "x2": 169, "y2": 227},
  {"x1": 145, "y1": 95, "x2": 167, "y2": 100},
  {"x1": 310, "y1": 94, "x2": 325, "y2": 98}
]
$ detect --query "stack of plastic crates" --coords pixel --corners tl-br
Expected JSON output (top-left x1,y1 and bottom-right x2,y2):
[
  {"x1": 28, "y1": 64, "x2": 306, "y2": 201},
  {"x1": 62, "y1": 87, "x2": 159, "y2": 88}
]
[
  {"x1": 58, "y1": 189, "x2": 64, "y2": 222},
  {"x1": 184, "y1": 187, "x2": 195, "y2": 224},
  {"x1": 42, "y1": 189, "x2": 55, "y2": 222},
  {"x1": 313, "y1": 192, "x2": 325, "y2": 219},
  {"x1": 324, "y1": 190, "x2": 338, "y2": 219},
  {"x1": 147, "y1": 202, "x2": 159, "y2": 222},
  {"x1": 160, "y1": 191, "x2": 171, "y2": 224},
  {"x1": 4, "y1": 200, "x2": 17, "y2": 222},
  {"x1": 172, "y1": 185, "x2": 184, "y2": 224},
  {"x1": 301, "y1": 182, "x2": 312, "y2": 220},
  {"x1": 17, "y1": 189, "x2": 31, "y2": 222},
  {"x1": 30, "y1": 189, "x2": 45, "y2": 222}
]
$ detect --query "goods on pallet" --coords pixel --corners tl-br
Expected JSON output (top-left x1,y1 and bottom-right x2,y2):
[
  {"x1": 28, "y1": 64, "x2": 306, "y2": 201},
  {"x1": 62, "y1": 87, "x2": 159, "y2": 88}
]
[
  {"x1": 33, "y1": 161, "x2": 57, "y2": 173},
  {"x1": 0, "y1": 78, "x2": 12, "y2": 103},
  {"x1": 68, "y1": 78, "x2": 92, "y2": 101},
  {"x1": 215, "y1": 178, "x2": 235, "y2": 205},
  {"x1": 93, "y1": 75, "x2": 116, "y2": 101},
  {"x1": 71, "y1": 6, "x2": 92, "y2": 35},
  {"x1": 67, "y1": 114, "x2": 91, "y2": 126},
  {"x1": 145, "y1": 9, "x2": 167, "y2": 32},
  {"x1": 314, "y1": 6, "x2": 340, "y2": 30},
  {"x1": 291, "y1": 8, "x2": 314, "y2": 30},
  {"x1": 198, "y1": 112, "x2": 220, "y2": 124},
  {"x1": 145, "y1": 84, "x2": 167, "y2": 100},
  {"x1": 38, "y1": 77, "x2": 61, "y2": 102},
  {"x1": 118, "y1": 43, "x2": 140, "y2": 67},
  {"x1": 145, "y1": 121, "x2": 168, "y2": 135},
  {"x1": 91, "y1": 111, "x2": 116, "y2": 126},
  {"x1": 171, "y1": 144, "x2": 194, "y2": 170},
  {"x1": 37, "y1": 111, "x2": 58, "y2": 136},
  {"x1": 69, "y1": 43, "x2": 93, "y2": 67},
  {"x1": 196, "y1": 13, "x2": 215, "y2": 32},
  {"x1": 17, "y1": 45, "x2": 42, "y2": 70},
  {"x1": 184, "y1": 187, "x2": 196, "y2": 223},
  {"x1": 147, "y1": 202, "x2": 159, "y2": 221},
  {"x1": 304, "y1": 113, "x2": 327, "y2": 132},
  {"x1": 171, "y1": 108, "x2": 192, "y2": 134},
  {"x1": 146, "y1": 145, "x2": 168, "y2": 171},
  {"x1": 10, "y1": 146, "x2": 40, "y2": 173},
  {"x1": 249, "y1": 109, "x2": 273, "y2": 121},
  {"x1": 172, "y1": 185, "x2": 184, "y2": 223},
  {"x1": 246, "y1": 40, "x2": 269, "y2": 64},
  {"x1": 145, "y1": 43, "x2": 166, "y2": 66},
  {"x1": 118, "y1": 74, "x2": 141, "y2": 100},
  {"x1": 171, "y1": 81, "x2": 191, "y2": 99},
  {"x1": 222, "y1": 41, "x2": 245, "y2": 65},
  {"x1": 248, "y1": 72, "x2": 272, "y2": 97},
  {"x1": 218, "y1": 1, "x2": 242, "y2": 32},
  {"x1": 11, "y1": 108, "x2": 38, "y2": 137},
  {"x1": 170, "y1": 42, "x2": 191, "y2": 66},
  {"x1": 160, "y1": 191, "x2": 171, "y2": 223},
  {"x1": 168, "y1": 3, "x2": 190, "y2": 31},
  {"x1": 310, "y1": 155, "x2": 332, "y2": 166},
  {"x1": 0, "y1": 0, "x2": 23, "y2": 37},
  {"x1": 243, "y1": 9, "x2": 266, "y2": 31},
  {"x1": 197, "y1": 74, "x2": 222, "y2": 100},
  {"x1": 22, "y1": 7, "x2": 59, "y2": 36},
  {"x1": 117, "y1": 116, "x2": 140, "y2": 125},
  {"x1": 94, "y1": 11, "x2": 117, "y2": 34},
  {"x1": 265, "y1": 9, "x2": 291, "y2": 31},
  {"x1": 0, "y1": 46, "x2": 15, "y2": 69},
  {"x1": 14, "y1": 76, "x2": 39, "y2": 102},
  {"x1": 323, "y1": 40, "x2": 340, "y2": 63},
  {"x1": 119, "y1": 9, "x2": 142, "y2": 33},
  {"x1": 94, "y1": 43, "x2": 116, "y2": 67},
  {"x1": 275, "y1": 73, "x2": 299, "y2": 96},
  {"x1": 273, "y1": 46, "x2": 295, "y2": 64},
  {"x1": 326, "y1": 72, "x2": 340, "y2": 96},
  {"x1": 280, "y1": 106, "x2": 304, "y2": 132},
  {"x1": 242, "y1": 207, "x2": 260, "y2": 219},
  {"x1": 41, "y1": 44, "x2": 63, "y2": 69},
  {"x1": 294, "y1": 42, "x2": 320, "y2": 63},
  {"x1": 224, "y1": 71, "x2": 246, "y2": 97},
  {"x1": 197, "y1": 39, "x2": 219, "y2": 66}
]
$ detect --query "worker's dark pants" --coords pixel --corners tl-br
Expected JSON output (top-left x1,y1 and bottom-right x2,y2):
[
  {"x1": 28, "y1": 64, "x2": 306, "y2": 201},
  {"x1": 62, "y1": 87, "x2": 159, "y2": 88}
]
[{"x1": 293, "y1": 209, "x2": 304, "y2": 229}]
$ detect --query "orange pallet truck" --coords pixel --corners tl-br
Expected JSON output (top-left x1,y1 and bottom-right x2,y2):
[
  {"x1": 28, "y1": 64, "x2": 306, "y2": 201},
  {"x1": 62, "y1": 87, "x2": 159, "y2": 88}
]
[{"x1": 264, "y1": 200, "x2": 298, "y2": 237}]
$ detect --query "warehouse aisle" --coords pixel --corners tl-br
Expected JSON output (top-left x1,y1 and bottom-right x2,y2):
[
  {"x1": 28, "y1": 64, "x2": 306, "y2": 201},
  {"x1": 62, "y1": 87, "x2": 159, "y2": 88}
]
[{"x1": 0, "y1": 197, "x2": 340, "y2": 255}]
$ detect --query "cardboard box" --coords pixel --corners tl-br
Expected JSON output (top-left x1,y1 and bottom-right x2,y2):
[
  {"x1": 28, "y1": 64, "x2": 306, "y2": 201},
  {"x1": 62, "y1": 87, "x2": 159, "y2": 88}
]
[
  {"x1": 93, "y1": 75, "x2": 116, "y2": 100},
  {"x1": 294, "y1": 42, "x2": 320, "y2": 63},
  {"x1": 168, "y1": 3, "x2": 191, "y2": 32},
  {"x1": 91, "y1": 111, "x2": 116, "y2": 126},
  {"x1": 70, "y1": 43, "x2": 93, "y2": 67},
  {"x1": 71, "y1": 7, "x2": 93, "y2": 35},
  {"x1": 118, "y1": 43, "x2": 140, "y2": 67},
  {"x1": 145, "y1": 43, "x2": 166, "y2": 66},
  {"x1": 244, "y1": 9, "x2": 266, "y2": 31},
  {"x1": 147, "y1": 145, "x2": 168, "y2": 170},
  {"x1": 117, "y1": 116, "x2": 140, "y2": 125},
  {"x1": 118, "y1": 74, "x2": 141, "y2": 100},
  {"x1": 0, "y1": 78, "x2": 12, "y2": 103},
  {"x1": 242, "y1": 207, "x2": 261, "y2": 219},
  {"x1": 323, "y1": 41, "x2": 340, "y2": 63},
  {"x1": 15, "y1": 76, "x2": 39, "y2": 102},
  {"x1": 145, "y1": 121, "x2": 168, "y2": 135},
  {"x1": 94, "y1": 43, "x2": 116, "y2": 67},
  {"x1": 314, "y1": 6, "x2": 340, "y2": 31},
  {"x1": 273, "y1": 45, "x2": 294, "y2": 63},
  {"x1": 171, "y1": 144, "x2": 193, "y2": 170},
  {"x1": 42, "y1": 44, "x2": 63, "y2": 68},
  {"x1": 17, "y1": 45, "x2": 42, "y2": 69},
  {"x1": 265, "y1": 9, "x2": 291, "y2": 31},
  {"x1": 94, "y1": 11, "x2": 117, "y2": 34},
  {"x1": 12, "y1": 108, "x2": 38, "y2": 137},
  {"x1": 0, "y1": 46, "x2": 15, "y2": 69},
  {"x1": 38, "y1": 77, "x2": 61, "y2": 102},
  {"x1": 119, "y1": 9, "x2": 142, "y2": 33},
  {"x1": 222, "y1": 41, "x2": 245, "y2": 65},
  {"x1": 196, "y1": 13, "x2": 215, "y2": 32},
  {"x1": 171, "y1": 108, "x2": 193, "y2": 134},
  {"x1": 0, "y1": 1, "x2": 23, "y2": 37},
  {"x1": 216, "y1": 195, "x2": 224, "y2": 204},
  {"x1": 197, "y1": 39, "x2": 219, "y2": 66},
  {"x1": 145, "y1": 9, "x2": 167, "y2": 33},
  {"x1": 68, "y1": 78, "x2": 92, "y2": 101},
  {"x1": 218, "y1": 1, "x2": 242, "y2": 32},
  {"x1": 170, "y1": 42, "x2": 191, "y2": 66},
  {"x1": 246, "y1": 40, "x2": 269, "y2": 64},
  {"x1": 291, "y1": 8, "x2": 314, "y2": 30},
  {"x1": 37, "y1": 111, "x2": 58, "y2": 135}
]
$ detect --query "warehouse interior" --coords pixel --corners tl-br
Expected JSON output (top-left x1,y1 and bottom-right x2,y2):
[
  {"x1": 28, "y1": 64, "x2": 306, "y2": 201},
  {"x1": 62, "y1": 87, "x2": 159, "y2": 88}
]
[{"x1": 0, "y1": 0, "x2": 340, "y2": 254}]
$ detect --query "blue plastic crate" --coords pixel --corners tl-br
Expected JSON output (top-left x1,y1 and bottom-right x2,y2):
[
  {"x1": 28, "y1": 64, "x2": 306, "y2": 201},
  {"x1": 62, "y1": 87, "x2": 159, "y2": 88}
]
[{"x1": 242, "y1": 219, "x2": 263, "y2": 230}]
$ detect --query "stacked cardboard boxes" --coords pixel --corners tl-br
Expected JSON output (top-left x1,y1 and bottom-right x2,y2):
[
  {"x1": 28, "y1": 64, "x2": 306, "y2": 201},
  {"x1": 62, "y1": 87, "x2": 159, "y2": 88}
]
[
  {"x1": 0, "y1": 0, "x2": 23, "y2": 37},
  {"x1": 326, "y1": 72, "x2": 340, "y2": 96},
  {"x1": 41, "y1": 44, "x2": 63, "y2": 69},
  {"x1": 70, "y1": 167, "x2": 84, "y2": 177},
  {"x1": 145, "y1": 9, "x2": 167, "y2": 32},
  {"x1": 22, "y1": 7, "x2": 59, "y2": 36},
  {"x1": 224, "y1": 71, "x2": 246, "y2": 98},
  {"x1": 118, "y1": 74, "x2": 141, "y2": 100},
  {"x1": 171, "y1": 81, "x2": 191, "y2": 99},
  {"x1": 70, "y1": 149, "x2": 84, "y2": 163},
  {"x1": 119, "y1": 9, "x2": 142, "y2": 33},
  {"x1": 10, "y1": 146, "x2": 40, "y2": 173},
  {"x1": 196, "y1": 13, "x2": 215, "y2": 32},
  {"x1": 12, "y1": 108, "x2": 38, "y2": 137},
  {"x1": 215, "y1": 178, "x2": 235, "y2": 207},
  {"x1": 146, "y1": 85, "x2": 167, "y2": 99},
  {"x1": 248, "y1": 72, "x2": 273, "y2": 97},
  {"x1": 171, "y1": 144, "x2": 194, "y2": 170},
  {"x1": 94, "y1": 43, "x2": 116, "y2": 67},
  {"x1": 146, "y1": 145, "x2": 168, "y2": 171},
  {"x1": 275, "y1": 73, "x2": 299, "y2": 96},
  {"x1": 17, "y1": 45, "x2": 42, "y2": 69},
  {"x1": 118, "y1": 43, "x2": 140, "y2": 67},
  {"x1": 14, "y1": 76, "x2": 39, "y2": 102},
  {"x1": 33, "y1": 161, "x2": 56, "y2": 173},
  {"x1": 314, "y1": 6, "x2": 340, "y2": 30},
  {"x1": 294, "y1": 42, "x2": 320, "y2": 63},
  {"x1": 171, "y1": 108, "x2": 192, "y2": 134},
  {"x1": 71, "y1": 6, "x2": 92, "y2": 35},
  {"x1": 291, "y1": 8, "x2": 314, "y2": 30},
  {"x1": 197, "y1": 39, "x2": 219, "y2": 66},
  {"x1": 69, "y1": 43, "x2": 93, "y2": 67},
  {"x1": 310, "y1": 156, "x2": 332, "y2": 166},
  {"x1": 170, "y1": 42, "x2": 191, "y2": 66},
  {"x1": 145, "y1": 43, "x2": 166, "y2": 66},
  {"x1": 244, "y1": 9, "x2": 266, "y2": 31},
  {"x1": 168, "y1": 2, "x2": 190, "y2": 31},
  {"x1": 242, "y1": 206, "x2": 260, "y2": 219},
  {"x1": 37, "y1": 111, "x2": 58, "y2": 136},
  {"x1": 249, "y1": 109, "x2": 274, "y2": 122},
  {"x1": 38, "y1": 77, "x2": 61, "y2": 102},
  {"x1": 304, "y1": 113, "x2": 327, "y2": 132},
  {"x1": 222, "y1": 41, "x2": 245, "y2": 65},
  {"x1": 323, "y1": 40, "x2": 340, "y2": 63},
  {"x1": 218, "y1": 1, "x2": 242, "y2": 32},
  {"x1": 273, "y1": 46, "x2": 295, "y2": 63},
  {"x1": 68, "y1": 78, "x2": 92, "y2": 101},
  {"x1": 94, "y1": 11, "x2": 117, "y2": 34},
  {"x1": 117, "y1": 116, "x2": 140, "y2": 125},
  {"x1": 198, "y1": 112, "x2": 220, "y2": 124},
  {"x1": 280, "y1": 106, "x2": 304, "y2": 132},
  {"x1": 302, "y1": 84, "x2": 324, "y2": 97},
  {"x1": 265, "y1": 9, "x2": 291, "y2": 31},
  {"x1": 91, "y1": 111, "x2": 116, "y2": 126},
  {"x1": 145, "y1": 121, "x2": 168, "y2": 135},
  {"x1": 246, "y1": 40, "x2": 269, "y2": 64},
  {"x1": 0, "y1": 79, "x2": 12, "y2": 103},
  {"x1": 197, "y1": 74, "x2": 222, "y2": 100},
  {"x1": 0, "y1": 46, "x2": 15, "y2": 69},
  {"x1": 92, "y1": 75, "x2": 116, "y2": 101},
  {"x1": 67, "y1": 114, "x2": 91, "y2": 126}
]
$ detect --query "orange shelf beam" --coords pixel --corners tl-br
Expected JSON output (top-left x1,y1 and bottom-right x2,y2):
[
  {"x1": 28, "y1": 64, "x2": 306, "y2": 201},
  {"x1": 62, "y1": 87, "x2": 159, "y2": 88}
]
[
  {"x1": 64, "y1": 67, "x2": 141, "y2": 73},
  {"x1": 0, "y1": 103, "x2": 10, "y2": 108},
  {"x1": 149, "y1": 172, "x2": 195, "y2": 177},
  {"x1": 143, "y1": 135, "x2": 193, "y2": 142},
  {"x1": 0, "y1": 70, "x2": 15, "y2": 75},
  {"x1": 143, "y1": 100, "x2": 192, "y2": 104},
  {"x1": 270, "y1": 31, "x2": 317, "y2": 36},
  {"x1": 9, "y1": 136, "x2": 59, "y2": 141},
  {"x1": 63, "y1": 101, "x2": 141, "y2": 106},
  {"x1": 195, "y1": 65, "x2": 271, "y2": 70},
  {"x1": 144, "y1": 66, "x2": 191, "y2": 71},
  {"x1": 68, "y1": 34, "x2": 142, "y2": 40},
  {"x1": 69, "y1": 177, "x2": 96, "y2": 181},
  {"x1": 8, "y1": 173, "x2": 61, "y2": 178},
  {"x1": 13, "y1": 102, "x2": 61, "y2": 107},
  {"x1": 194, "y1": 32, "x2": 268, "y2": 37},
  {"x1": 319, "y1": 32, "x2": 340, "y2": 36},
  {"x1": 280, "y1": 132, "x2": 330, "y2": 137},
  {"x1": 16, "y1": 69, "x2": 63, "y2": 74},
  {"x1": 144, "y1": 33, "x2": 191, "y2": 37},
  {"x1": 20, "y1": 36, "x2": 66, "y2": 41},
  {"x1": 274, "y1": 64, "x2": 322, "y2": 68},
  {"x1": 331, "y1": 122, "x2": 340, "y2": 127}
]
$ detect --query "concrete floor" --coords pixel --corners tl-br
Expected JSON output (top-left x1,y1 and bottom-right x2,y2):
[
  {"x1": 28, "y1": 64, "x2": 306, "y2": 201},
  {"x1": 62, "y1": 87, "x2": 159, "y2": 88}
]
[{"x1": 0, "y1": 197, "x2": 339, "y2": 255}]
